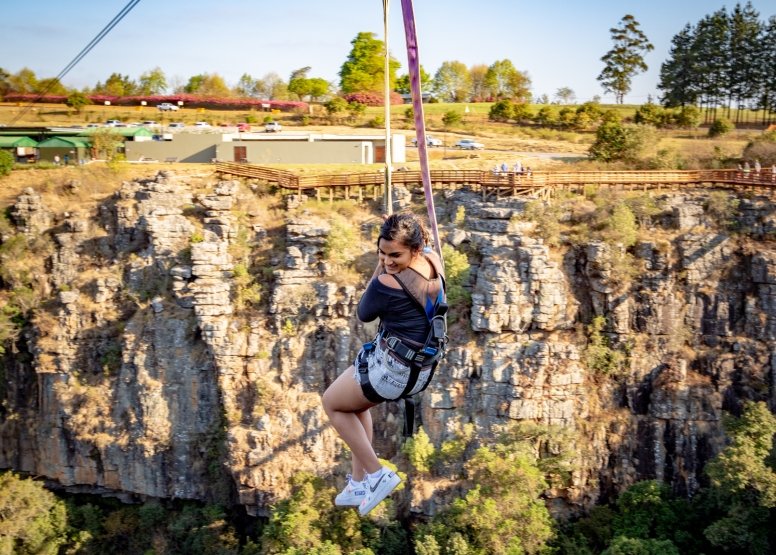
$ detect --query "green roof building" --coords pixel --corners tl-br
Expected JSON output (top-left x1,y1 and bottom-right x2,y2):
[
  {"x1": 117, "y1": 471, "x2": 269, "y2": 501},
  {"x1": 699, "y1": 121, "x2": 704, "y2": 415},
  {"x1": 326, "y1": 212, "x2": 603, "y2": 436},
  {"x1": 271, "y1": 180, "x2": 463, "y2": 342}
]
[{"x1": 37, "y1": 137, "x2": 92, "y2": 163}]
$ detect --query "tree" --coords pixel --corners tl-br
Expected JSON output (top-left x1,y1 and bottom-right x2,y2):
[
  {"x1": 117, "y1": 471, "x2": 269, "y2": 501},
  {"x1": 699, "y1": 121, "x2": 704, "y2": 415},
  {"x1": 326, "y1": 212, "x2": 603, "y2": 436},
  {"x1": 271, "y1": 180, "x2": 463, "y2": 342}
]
[
  {"x1": 185, "y1": 73, "x2": 230, "y2": 97},
  {"x1": 658, "y1": 24, "x2": 699, "y2": 107},
  {"x1": 703, "y1": 402, "x2": 776, "y2": 553},
  {"x1": 484, "y1": 60, "x2": 531, "y2": 100},
  {"x1": 95, "y1": 73, "x2": 137, "y2": 97},
  {"x1": 90, "y1": 128, "x2": 124, "y2": 160},
  {"x1": 137, "y1": 67, "x2": 167, "y2": 95},
  {"x1": 255, "y1": 72, "x2": 287, "y2": 100},
  {"x1": 0, "y1": 67, "x2": 10, "y2": 97},
  {"x1": 0, "y1": 473, "x2": 68, "y2": 555},
  {"x1": 234, "y1": 73, "x2": 258, "y2": 98},
  {"x1": 598, "y1": 15, "x2": 654, "y2": 104},
  {"x1": 634, "y1": 102, "x2": 666, "y2": 127},
  {"x1": 601, "y1": 537, "x2": 680, "y2": 555},
  {"x1": 36, "y1": 77, "x2": 68, "y2": 96},
  {"x1": 589, "y1": 121, "x2": 659, "y2": 162},
  {"x1": 289, "y1": 74, "x2": 330, "y2": 101},
  {"x1": 416, "y1": 438, "x2": 554, "y2": 555},
  {"x1": 468, "y1": 64, "x2": 489, "y2": 99},
  {"x1": 66, "y1": 91, "x2": 93, "y2": 113},
  {"x1": 8, "y1": 68, "x2": 39, "y2": 94},
  {"x1": 395, "y1": 65, "x2": 431, "y2": 94},
  {"x1": 339, "y1": 32, "x2": 400, "y2": 93},
  {"x1": 432, "y1": 61, "x2": 471, "y2": 103},
  {"x1": 555, "y1": 87, "x2": 576, "y2": 104}
]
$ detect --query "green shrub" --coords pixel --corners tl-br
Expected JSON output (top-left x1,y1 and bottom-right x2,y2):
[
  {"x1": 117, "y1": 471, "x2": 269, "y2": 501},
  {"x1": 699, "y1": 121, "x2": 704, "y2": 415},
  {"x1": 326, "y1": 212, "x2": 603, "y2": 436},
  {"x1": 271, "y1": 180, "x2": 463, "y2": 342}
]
[
  {"x1": 245, "y1": 114, "x2": 258, "y2": 124},
  {"x1": 441, "y1": 110, "x2": 462, "y2": 127},
  {"x1": 368, "y1": 115, "x2": 385, "y2": 128},
  {"x1": 704, "y1": 191, "x2": 739, "y2": 228},
  {"x1": 233, "y1": 263, "x2": 262, "y2": 311},
  {"x1": 323, "y1": 97, "x2": 348, "y2": 116},
  {"x1": 589, "y1": 122, "x2": 659, "y2": 163},
  {"x1": 674, "y1": 106, "x2": 701, "y2": 129},
  {"x1": 404, "y1": 106, "x2": 414, "y2": 119},
  {"x1": 584, "y1": 316, "x2": 626, "y2": 375},
  {"x1": 454, "y1": 205, "x2": 465, "y2": 228},
  {"x1": 263, "y1": 116, "x2": 273, "y2": 124},
  {"x1": 0, "y1": 150, "x2": 14, "y2": 177},
  {"x1": 488, "y1": 99, "x2": 514, "y2": 122},
  {"x1": 709, "y1": 117, "x2": 735, "y2": 138},
  {"x1": 99, "y1": 342, "x2": 123, "y2": 375},
  {"x1": 282, "y1": 319, "x2": 295, "y2": 336},
  {"x1": 190, "y1": 232, "x2": 204, "y2": 244},
  {"x1": 402, "y1": 426, "x2": 435, "y2": 473},
  {"x1": 524, "y1": 201, "x2": 562, "y2": 247},
  {"x1": 634, "y1": 103, "x2": 665, "y2": 127},
  {"x1": 534, "y1": 106, "x2": 558, "y2": 126},
  {"x1": 0, "y1": 472, "x2": 68, "y2": 554},
  {"x1": 324, "y1": 216, "x2": 356, "y2": 266}
]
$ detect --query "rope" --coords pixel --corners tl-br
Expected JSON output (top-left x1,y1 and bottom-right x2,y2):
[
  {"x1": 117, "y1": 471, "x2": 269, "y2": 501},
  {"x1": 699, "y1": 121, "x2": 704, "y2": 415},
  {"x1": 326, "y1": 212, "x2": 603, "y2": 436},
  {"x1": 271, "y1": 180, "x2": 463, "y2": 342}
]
[{"x1": 400, "y1": 0, "x2": 444, "y2": 269}]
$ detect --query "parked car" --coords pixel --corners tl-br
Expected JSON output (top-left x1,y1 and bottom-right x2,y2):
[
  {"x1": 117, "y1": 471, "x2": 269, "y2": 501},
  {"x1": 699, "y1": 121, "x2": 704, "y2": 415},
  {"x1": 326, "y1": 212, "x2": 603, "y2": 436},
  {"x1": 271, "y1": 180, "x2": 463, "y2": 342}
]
[
  {"x1": 157, "y1": 103, "x2": 179, "y2": 112},
  {"x1": 168, "y1": 122, "x2": 186, "y2": 128},
  {"x1": 86, "y1": 123, "x2": 101, "y2": 128},
  {"x1": 455, "y1": 139, "x2": 484, "y2": 150},
  {"x1": 265, "y1": 121, "x2": 282, "y2": 133},
  {"x1": 220, "y1": 123, "x2": 236, "y2": 128},
  {"x1": 142, "y1": 120, "x2": 159, "y2": 127},
  {"x1": 115, "y1": 123, "x2": 128, "y2": 128},
  {"x1": 128, "y1": 122, "x2": 143, "y2": 127},
  {"x1": 411, "y1": 135, "x2": 442, "y2": 147},
  {"x1": 237, "y1": 123, "x2": 251, "y2": 132},
  {"x1": 105, "y1": 120, "x2": 121, "y2": 127},
  {"x1": 194, "y1": 122, "x2": 211, "y2": 128}
]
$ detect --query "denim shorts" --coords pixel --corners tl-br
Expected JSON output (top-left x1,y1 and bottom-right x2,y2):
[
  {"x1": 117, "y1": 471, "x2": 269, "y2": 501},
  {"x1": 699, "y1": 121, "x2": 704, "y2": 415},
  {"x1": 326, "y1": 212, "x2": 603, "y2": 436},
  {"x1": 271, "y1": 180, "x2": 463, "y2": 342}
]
[{"x1": 353, "y1": 339, "x2": 433, "y2": 401}]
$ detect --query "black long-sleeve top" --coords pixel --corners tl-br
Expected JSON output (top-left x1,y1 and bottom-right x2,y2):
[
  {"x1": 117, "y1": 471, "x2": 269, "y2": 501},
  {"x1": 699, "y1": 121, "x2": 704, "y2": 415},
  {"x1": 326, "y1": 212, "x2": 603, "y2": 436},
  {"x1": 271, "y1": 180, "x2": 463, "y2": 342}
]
[{"x1": 357, "y1": 278, "x2": 430, "y2": 344}]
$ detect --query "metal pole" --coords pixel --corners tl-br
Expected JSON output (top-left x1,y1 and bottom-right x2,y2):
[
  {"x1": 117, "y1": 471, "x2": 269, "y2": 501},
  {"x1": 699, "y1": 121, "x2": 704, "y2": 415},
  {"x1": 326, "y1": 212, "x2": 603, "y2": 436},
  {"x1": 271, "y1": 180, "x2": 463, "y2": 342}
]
[{"x1": 383, "y1": 0, "x2": 393, "y2": 215}]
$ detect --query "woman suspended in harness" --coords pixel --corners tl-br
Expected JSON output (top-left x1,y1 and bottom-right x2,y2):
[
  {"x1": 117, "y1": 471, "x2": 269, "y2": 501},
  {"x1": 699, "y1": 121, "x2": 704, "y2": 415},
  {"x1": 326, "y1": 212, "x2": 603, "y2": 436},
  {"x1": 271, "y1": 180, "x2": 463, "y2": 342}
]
[{"x1": 322, "y1": 213, "x2": 448, "y2": 515}]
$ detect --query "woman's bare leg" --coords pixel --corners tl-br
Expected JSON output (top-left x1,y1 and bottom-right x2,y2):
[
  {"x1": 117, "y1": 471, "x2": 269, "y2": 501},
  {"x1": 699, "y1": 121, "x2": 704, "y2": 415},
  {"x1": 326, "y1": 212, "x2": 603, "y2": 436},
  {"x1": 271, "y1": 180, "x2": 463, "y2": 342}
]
[
  {"x1": 322, "y1": 367, "x2": 382, "y2": 477},
  {"x1": 350, "y1": 408, "x2": 373, "y2": 481}
]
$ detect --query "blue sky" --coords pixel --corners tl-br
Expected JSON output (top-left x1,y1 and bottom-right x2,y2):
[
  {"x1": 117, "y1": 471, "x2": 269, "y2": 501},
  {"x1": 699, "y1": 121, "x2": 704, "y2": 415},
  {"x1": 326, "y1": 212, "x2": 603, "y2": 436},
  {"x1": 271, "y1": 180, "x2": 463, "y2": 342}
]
[{"x1": 2, "y1": 0, "x2": 772, "y2": 103}]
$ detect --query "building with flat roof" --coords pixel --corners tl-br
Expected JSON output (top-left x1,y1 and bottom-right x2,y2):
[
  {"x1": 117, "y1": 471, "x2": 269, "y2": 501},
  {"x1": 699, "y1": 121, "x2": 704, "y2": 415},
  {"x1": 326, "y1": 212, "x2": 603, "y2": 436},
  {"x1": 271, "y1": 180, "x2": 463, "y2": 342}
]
[{"x1": 124, "y1": 132, "x2": 406, "y2": 165}]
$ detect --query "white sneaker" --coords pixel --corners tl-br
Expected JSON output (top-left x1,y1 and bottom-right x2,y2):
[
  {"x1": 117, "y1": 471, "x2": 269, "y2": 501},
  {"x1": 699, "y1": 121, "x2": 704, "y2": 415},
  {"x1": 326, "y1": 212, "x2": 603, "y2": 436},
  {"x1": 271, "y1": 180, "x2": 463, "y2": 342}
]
[
  {"x1": 359, "y1": 466, "x2": 401, "y2": 516},
  {"x1": 335, "y1": 475, "x2": 367, "y2": 506}
]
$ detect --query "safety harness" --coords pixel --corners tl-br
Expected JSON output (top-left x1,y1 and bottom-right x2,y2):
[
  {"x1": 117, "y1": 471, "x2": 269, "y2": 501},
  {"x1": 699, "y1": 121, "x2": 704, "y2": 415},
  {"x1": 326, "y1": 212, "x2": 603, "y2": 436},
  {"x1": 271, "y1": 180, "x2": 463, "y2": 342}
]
[{"x1": 356, "y1": 249, "x2": 448, "y2": 437}]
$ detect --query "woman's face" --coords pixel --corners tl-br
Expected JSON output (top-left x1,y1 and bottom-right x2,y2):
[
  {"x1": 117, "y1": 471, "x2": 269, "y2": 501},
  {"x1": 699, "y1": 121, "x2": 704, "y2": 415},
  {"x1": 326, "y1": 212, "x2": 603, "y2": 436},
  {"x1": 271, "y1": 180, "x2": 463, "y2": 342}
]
[{"x1": 378, "y1": 238, "x2": 417, "y2": 274}]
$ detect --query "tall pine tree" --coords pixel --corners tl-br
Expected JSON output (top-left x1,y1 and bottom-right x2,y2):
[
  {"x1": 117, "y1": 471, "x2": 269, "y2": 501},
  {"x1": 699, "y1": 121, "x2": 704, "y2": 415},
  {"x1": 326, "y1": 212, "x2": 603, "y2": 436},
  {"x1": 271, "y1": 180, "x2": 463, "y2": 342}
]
[
  {"x1": 658, "y1": 23, "x2": 698, "y2": 107},
  {"x1": 598, "y1": 15, "x2": 654, "y2": 104}
]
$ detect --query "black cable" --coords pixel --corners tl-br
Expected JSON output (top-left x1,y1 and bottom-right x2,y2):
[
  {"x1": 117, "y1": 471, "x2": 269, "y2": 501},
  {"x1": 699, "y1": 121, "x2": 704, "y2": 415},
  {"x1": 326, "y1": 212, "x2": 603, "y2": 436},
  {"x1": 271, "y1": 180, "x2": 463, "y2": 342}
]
[{"x1": 9, "y1": 0, "x2": 142, "y2": 126}]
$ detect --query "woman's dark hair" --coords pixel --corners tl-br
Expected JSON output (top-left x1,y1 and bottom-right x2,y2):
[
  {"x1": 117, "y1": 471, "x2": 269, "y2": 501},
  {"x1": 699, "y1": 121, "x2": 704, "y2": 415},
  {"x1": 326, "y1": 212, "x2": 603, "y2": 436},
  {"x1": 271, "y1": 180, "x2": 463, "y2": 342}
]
[{"x1": 377, "y1": 213, "x2": 431, "y2": 253}]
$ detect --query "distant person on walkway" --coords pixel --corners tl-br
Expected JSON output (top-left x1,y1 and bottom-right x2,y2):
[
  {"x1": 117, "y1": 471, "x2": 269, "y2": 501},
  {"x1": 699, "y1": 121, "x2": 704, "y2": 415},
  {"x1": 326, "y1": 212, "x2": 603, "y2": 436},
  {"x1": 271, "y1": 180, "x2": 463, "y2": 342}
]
[
  {"x1": 737, "y1": 163, "x2": 743, "y2": 177},
  {"x1": 512, "y1": 161, "x2": 522, "y2": 174},
  {"x1": 64, "y1": 155, "x2": 70, "y2": 167},
  {"x1": 526, "y1": 167, "x2": 533, "y2": 177},
  {"x1": 54, "y1": 154, "x2": 60, "y2": 166},
  {"x1": 754, "y1": 159, "x2": 761, "y2": 174},
  {"x1": 492, "y1": 165, "x2": 500, "y2": 176},
  {"x1": 743, "y1": 161, "x2": 751, "y2": 176},
  {"x1": 771, "y1": 164, "x2": 776, "y2": 181},
  {"x1": 501, "y1": 162, "x2": 509, "y2": 173}
]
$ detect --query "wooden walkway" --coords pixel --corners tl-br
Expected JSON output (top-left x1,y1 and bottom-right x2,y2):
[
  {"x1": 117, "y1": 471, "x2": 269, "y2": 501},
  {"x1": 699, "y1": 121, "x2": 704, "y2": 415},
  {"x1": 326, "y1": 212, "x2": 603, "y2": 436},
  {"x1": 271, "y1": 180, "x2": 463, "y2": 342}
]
[{"x1": 216, "y1": 162, "x2": 776, "y2": 202}]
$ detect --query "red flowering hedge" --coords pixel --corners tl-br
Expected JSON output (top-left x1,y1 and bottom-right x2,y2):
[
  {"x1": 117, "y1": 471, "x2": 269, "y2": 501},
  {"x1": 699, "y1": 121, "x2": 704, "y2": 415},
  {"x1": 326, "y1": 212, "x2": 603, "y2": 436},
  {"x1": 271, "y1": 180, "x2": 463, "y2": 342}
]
[
  {"x1": 3, "y1": 94, "x2": 308, "y2": 112},
  {"x1": 344, "y1": 91, "x2": 404, "y2": 106}
]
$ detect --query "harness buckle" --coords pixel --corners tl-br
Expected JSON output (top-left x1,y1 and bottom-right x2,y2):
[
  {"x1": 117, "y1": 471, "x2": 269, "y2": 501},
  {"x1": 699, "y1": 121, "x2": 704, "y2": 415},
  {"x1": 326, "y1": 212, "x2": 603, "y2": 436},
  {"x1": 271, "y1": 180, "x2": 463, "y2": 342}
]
[{"x1": 385, "y1": 336, "x2": 400, "y2": 350}]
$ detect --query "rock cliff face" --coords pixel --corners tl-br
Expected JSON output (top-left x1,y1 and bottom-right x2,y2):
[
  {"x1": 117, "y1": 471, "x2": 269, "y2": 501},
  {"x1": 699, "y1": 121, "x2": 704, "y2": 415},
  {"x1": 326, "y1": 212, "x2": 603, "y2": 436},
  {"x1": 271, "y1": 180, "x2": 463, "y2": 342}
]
[{"x1": 1, "y1": 174, "x2": 775, "y2": 519}]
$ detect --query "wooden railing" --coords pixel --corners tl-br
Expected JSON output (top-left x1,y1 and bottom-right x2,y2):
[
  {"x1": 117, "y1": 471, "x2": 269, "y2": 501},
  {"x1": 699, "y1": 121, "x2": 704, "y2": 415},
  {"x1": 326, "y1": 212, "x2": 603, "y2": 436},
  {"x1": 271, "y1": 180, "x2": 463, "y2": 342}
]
[{"x1": 216, "y1": 163, "x2": 776, "y2": 199}]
